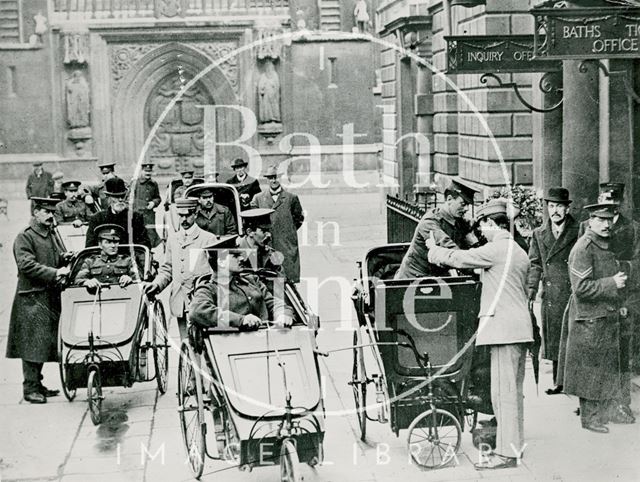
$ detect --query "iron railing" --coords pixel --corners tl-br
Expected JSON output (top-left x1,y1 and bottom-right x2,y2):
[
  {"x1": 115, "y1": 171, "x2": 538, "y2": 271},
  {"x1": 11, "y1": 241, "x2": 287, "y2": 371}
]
[{"x1": 386, "y1": 195, "x2": 425, "y2": 244}]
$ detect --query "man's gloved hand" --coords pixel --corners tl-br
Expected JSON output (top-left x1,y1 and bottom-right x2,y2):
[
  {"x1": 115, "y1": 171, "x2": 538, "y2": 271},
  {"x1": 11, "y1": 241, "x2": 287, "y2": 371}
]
[
  {"x1": 84, "y1": 194, "x2": 94, "y2": 205},
  {"x1": 528, "y1": 289, "x2": 537, "y2": 302},
  {"x1": 72, "y1": 219, "x2": 83, "y2": 228},
  {"x1": 146, "y1": 201, "x2": 155, "y2": 210},
  {"x1": 188, "y1": 323, "x2": 204, "y2": 354},
  {"x1": 240, "y1": 314, "x2": 261, "y2": 331},
  {"x1": 142, "y1": 282, "x2": 158, "y2": 295},
  {"x1": 56, "y1": 266, "x2": 71, "y2": 280},
  {"x1": 119, "y1": 275, "x2": 133, "y2": 287},
  {"x1": 273, "y1": 314, "x2": 293, "y2": 328},
  {"x1": 83, "y1": 278, "x2": 101, "y2": 290}
]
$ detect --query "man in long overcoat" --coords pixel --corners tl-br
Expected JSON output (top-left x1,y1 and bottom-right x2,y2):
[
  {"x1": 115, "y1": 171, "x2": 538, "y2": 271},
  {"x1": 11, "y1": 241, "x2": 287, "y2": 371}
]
[
  {"x1": 131, "y1": 162, "x2": 162, "y2": 247},
  {"x1": 26, "y1": 162, "x2": 54, "y2": 212},
  {"x1": 225, "y1": 158, "x2": 261, "y2": 211},
  {"x1": 251, "y1": 165, "x2": 305, "y2": 283},
  {"x1": 142, "y1": 197, "x2": 218, "y2": 339},
  {"x1": 6, "y1": 197, "x2": 70, "y2": 403},
  {"x1": 563, "y1": 203, "x2": 634, "y2": 433},
  {"x1": 528, "y1": 187, "x2": 578, "y2": 394}
]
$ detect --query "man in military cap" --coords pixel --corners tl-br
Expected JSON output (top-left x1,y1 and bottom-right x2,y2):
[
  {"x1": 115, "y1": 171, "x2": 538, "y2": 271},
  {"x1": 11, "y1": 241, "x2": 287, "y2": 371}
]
[
  {"x1": 173, "y1": 168, "x2": 196, "y2": 200},
  {"x1": 238, "y1": 207, "x2": 285, "y2": 273},
  {"x1": 142, "y1": 197, "x2": 218, "y2": 339},
  {"x1": 26, "y1": 162, "x2": 54, "y2": 209},
  {"x1": 528, "y1": 187, "x2": 579, "y2": 395},
  {"x1": 76, "y1": 224, "x2": 137, "y2": 289},
  {"x1": 193, "y1": 186, "x2": 238, "y2": 236},
  {"x1": 563, "y1": 203, "x2": 634, "y2": 433},
  {"x1": 395, "y1": 177, "x2": 479, "y2": 279},
  {"x1": 6, "y1": 197, "x2": 70, "y2": 404},
  {"x1": 225, "y1": 158, "x2": 261, "y2": 211},
  {"x1": 55, "y1": 181, "x2": 91, "y2": 226},
  {"x1": 85, "y1": 177, "x2": 151, "y2": 248},
  {"x1": 84, "y1": 160, "x2": 120, "y2": 211},
  {"x1": 251, "y1": 165, "x2": 305, "y2": 283},
  {"x1": 131, "y1": 162, "x2": 162, "y2": 248}
]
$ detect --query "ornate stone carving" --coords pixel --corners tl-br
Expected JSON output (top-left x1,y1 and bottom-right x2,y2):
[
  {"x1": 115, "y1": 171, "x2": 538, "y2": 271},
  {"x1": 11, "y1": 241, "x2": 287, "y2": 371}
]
[
  {"x1": 110, "y1": 44, "x2": 156, "y2": 90},
  {"x1": 156, "y1": 0, "x2": 182, "y2": 18},
  {"x1": 257, "y1": 58, "x2": 283, "y2": 142},
  {"x1": 63, "y1": 33, "x2": 89, "y2": 64},
  {"x1": 256, "y1": 30, "x2": 282, "y2": 60},
  {"x1": 65, "y1": 69, "x2": 92, "y2": 156}
]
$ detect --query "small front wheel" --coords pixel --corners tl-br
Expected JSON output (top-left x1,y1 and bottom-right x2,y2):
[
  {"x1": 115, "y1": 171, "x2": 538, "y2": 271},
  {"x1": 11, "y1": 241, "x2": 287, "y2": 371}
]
[
  {"x1": 280, "y1": 438, "x2": 302, "y2": 482},
  {"x1": 407, "y1": 408, "x2": 461, "y2": 469},
  {"x1": 87, "y1": 369, "x2": 103, "y2": 425},
  {"x1": 59, "y1": 362, "x2": 76, "y2": 401}
]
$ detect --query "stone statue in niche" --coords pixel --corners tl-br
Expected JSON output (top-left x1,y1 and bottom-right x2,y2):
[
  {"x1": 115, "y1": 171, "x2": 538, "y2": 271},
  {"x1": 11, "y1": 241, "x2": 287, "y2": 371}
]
[
  {"x1": 66, "y1": 70, "x2": 90, "y2": 128},
  {"x1": 257, "y1": 60, "x2": 281, "y2": 124},
  {"x1": 63, "y1": 33, "x2": 88, "y2": 64},
  {"x1": 354, "y1": 0, "x2": 371, "y2": 33},
  {"x1": 30, "y1": 12, "x2": 47, "y2": 44}
]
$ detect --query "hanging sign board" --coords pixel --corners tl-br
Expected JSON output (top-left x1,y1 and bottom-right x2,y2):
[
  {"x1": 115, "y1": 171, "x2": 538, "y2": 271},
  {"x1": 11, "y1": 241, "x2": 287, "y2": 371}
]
[
  {"x1": 532, "y1": 6, "x2": 640, "y2": 60},
  {"x1": 445, "y1": 35, "x2": 561, "y2": 74}
]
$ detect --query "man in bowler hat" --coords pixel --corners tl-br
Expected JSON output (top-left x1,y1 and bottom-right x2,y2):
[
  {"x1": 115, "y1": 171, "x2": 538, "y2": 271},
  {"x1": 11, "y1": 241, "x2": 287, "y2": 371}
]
[{"x1": 225, "y1": 158, "x2": 261, "y2": 211}]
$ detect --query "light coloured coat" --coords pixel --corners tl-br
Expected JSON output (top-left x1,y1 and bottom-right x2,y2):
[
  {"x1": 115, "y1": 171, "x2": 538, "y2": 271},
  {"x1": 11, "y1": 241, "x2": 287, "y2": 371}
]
[
  {"x1": 153, "y1": 225, "x2": 218, "y2": 318},
  {"x1": 428, "y1": 230, "x2": 533, "y2": 346}
]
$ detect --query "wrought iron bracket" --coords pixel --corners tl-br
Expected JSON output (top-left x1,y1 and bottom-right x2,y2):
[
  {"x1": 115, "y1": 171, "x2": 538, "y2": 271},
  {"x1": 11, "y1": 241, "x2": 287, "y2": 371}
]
[
  {"x1": 578, "y1": 59, "x2": 640, "y2": 104},
  {"x1": 479, "y1": 72, "x2": 563, "y2": 113}
]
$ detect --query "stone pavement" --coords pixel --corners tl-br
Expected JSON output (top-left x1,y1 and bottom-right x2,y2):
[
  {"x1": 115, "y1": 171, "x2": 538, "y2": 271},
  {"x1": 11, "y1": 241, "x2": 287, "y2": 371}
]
[{"x1": 0, "y1": 191, "x2": 639, "y2": 482}]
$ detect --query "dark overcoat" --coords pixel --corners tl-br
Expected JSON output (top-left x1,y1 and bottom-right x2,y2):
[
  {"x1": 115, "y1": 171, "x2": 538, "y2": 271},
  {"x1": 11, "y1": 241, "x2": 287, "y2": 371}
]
[
  {"x1": 131, "y1": 178, "x2": 162, "y2": 247},
  {"x1": 251, "y1": 189, "x2": 304, "y2": 283},
  {"x1": 85, "y1": 208, "x2": 151, "y2": 248},
  {"x1": 226, "y1": 174, "x2": 261, "y2": 210},
  {"x1": 561, "y1": 230, "x2": 623, "y2": 400},
  {"x1": 6, "y1": 220, "x2": 65, "y2": 362},
  {"x1": 195, "y1": 204, "x2": 238, "y2": 236},
  {"x1": 527, "y1": 215, "x2": 579, "y2": 360},
  {"x1": 25, "y1": 171, "x2": 54, "y2": 199}
]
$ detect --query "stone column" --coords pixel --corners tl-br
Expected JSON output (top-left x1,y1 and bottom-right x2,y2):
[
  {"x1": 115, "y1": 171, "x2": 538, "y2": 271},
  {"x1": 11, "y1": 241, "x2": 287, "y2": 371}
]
[
  {"x1": 562, "y1": 60, "x2": 600, "y2": 216},
  {"x1": 532, "y1": 72, "x2": 562, "y2": 197}
]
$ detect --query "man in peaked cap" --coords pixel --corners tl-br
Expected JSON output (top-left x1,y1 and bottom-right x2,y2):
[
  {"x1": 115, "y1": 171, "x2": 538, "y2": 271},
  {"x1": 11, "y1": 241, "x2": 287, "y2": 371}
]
[
  {"x1": 528, "y1": 187, "x2": 579, "y2": 395},
  {"x1": 75, "y1": 224, "x2": 138, "y2": 289},
  {"x1": 395, "y1": 177, "x2": 479, "y2": 279},
  {"x1": 85, "y1": 177, "x2": 151, "y2": 248},
  {"x1": 26, "y1": 162, "x2": 54, "y2": 210},
  {"x1": 225, "y1": 158, "x2": 261, "y2": 211},
  {"x1": 193, "y1": 186, "x2": 238, "y2": 236},
  {"x1": 172, "y1": 168, "x2": 197, "y2": 200},
  {"x1": 562, "y1": 203, "x2": 635, "y2": 433},
  {"x1": 6, "y1": 197, "x2": 69, "y2": 403},
  {"x1": 142, "y1": 197, "x2": 218, "y2": 339},
  {"x1": 427, "y1": 198, "x2": 532, "y2": 469},
  {"x1": 238, "y1": 207, "x2": 285, "y2": 274},
  {"x1": 55, "y1": 180, "x2": 91, "y2": 226},
  {"x1": 83, "y1": 160, "x2": 121, "y2": 211},
  {"x1": 131, "y1": 162, "x2": 162, "y2": 248}
]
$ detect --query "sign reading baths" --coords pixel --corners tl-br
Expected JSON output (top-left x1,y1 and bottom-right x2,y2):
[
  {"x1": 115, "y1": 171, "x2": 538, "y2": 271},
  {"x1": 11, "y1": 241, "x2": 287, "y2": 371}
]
[
  {"x1": 532, "y1": 5, "x2": 640, "y2": 60},
  {"x1": 445, "y1": 35, "x2": 561, "y2": 74}
]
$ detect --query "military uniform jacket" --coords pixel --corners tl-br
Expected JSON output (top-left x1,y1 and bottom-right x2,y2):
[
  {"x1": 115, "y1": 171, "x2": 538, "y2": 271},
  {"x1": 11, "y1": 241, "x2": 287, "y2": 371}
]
[
  {"x1": 154, "y1": 225, "x2": 218, "y2": 318},
  {"x1": 55, "y1": 198, "x2": 92, "y2": 223},
  {"x1": 85, "y1": 208, "x2": 151, "y2": 248},
  {"x1": 195, "y1": 204, "x2": 237, "y2": 236},
  {"x1": 75, "y1": 253, "x2": 137, "y2": 285},
  {"x1": 6, "y1": 220, "x2": 65, "y2": 362},
  {"x1": 131, "y1": 178, "x2": 161, "y2": 214},
  {"x1": 251, "y1": 189, "x2": 304, "y2": 283},
  {"x1": 26, "y1": 171, "x2": 54, "y2": 199},
  {"x1": 396, "y1": 207, "x2": 474, "y2": 279},
  {"x1": 188, "y1": 273, "x2": 291, "y2": 328},
  {"x1": 226, "y1": 174, "x2": 261, "y2": 210},
  {"x1": 527, "y1": 215, "x2": 579, "y2": 360},
  {"x1": 563, "y1": 229, "x2": 624, "y2": 400}
]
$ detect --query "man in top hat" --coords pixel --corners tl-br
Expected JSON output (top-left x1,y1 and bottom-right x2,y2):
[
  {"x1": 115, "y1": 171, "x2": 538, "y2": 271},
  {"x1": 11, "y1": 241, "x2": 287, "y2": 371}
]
[
  {"x1": 225, "y1": 158, "x2": 261, "y2": 211},
  {"x1": 85, "y1": 177, "x2": 151, "y2": 248},
  {"x1": 562, "y1": 203, "x2": 634, "y2": 433},
  {"x1": 26, "y1": 162, "x2": 54, "y2": 206},
  {"x1": 193, "y1": 186, "x2": 238, "y2": 236},
  {"x1": 6, "y1": 197, "x2": 70, "y2": 403},
  {"x1": 55, "y1": 181, "x2": 92, "y2": 226},
  {"x1": 142, "y1": 197, "x2": 218, "y2": 339},
  {"x1": 131, "y1": 162, "x2": 162, "y2": 248},
  {"x1": 84, "y1": 160, "x2": 121, "y2": 211},
  {"x1": 172, "y1": 168, "x2": 197, "y2": 200},
  {"x1": 395, "y1": 178, "x2": 479, "y2": 279},
  {"x1": 51, "y1": 171, "x2": 65, "y2": 200},
  {"x1": 76, "y1": 224, "x2": 137, "y2": 289},
  {"x1": 528, "y1": 187, "x2": 579, "y2": 395},
  {"x1": 251, "y1": 165, "x2": 305, "y2": 284},
  {"x1": 238, "y1": 208, "x2": 285, "y2": 274},
  {"x1": 426, "y1": 198, "x2": 532, "y2": 469}
]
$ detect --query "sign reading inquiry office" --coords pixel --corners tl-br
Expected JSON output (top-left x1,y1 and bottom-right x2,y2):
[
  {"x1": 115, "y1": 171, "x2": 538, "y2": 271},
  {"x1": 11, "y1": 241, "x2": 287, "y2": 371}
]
[
  {"x1": 446, "y1": 35, "x2": 561, "y2": 73},
  {"x1": 532, "y1": 3, "x2": 640, "y2": 60}
]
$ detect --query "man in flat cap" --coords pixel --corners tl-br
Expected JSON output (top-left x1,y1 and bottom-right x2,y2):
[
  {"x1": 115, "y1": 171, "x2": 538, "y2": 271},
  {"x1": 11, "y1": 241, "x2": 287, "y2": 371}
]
[
  {"x1": 563, "y1": 203, "x2": 634, "y2": 433},
  {"x1": 85, "y1": 177, "x2": 151, "y2": 248},
  {"x1": 427, "y1": 198, "x2": 532, "y2": 469},
  {"x1": 193, "y1": 187, "x2": 238, "y2": 236},
  {"x1": 225, "y1": 158, "x2": 261, "y2": 211},
  {"x1": 6, "y1": 197, "x2": 70, "y2": 404},
  {"x1": 396, "y1": 178, "x2": 478, "y2": 279},
  {"x1": 238, "y1": 208, "x2": 285, "y2": 274},
  {"x1": 142, "y1": 197, "x2": 218, "y2": 339},
  {"x1": 528, "y1": 187, "x2": 579, "y2": 395},
  {"x1": 251, "y1": 165, "x2": 305, "y2": 284},
  {"x1": 131, "y1": 162, "x2": 162, "y2": 248},
  {"x1": 76, "y1": 224, "x2": 137, "y2": 289},
  {"x1": 55, "y1": 181, "x2": 91, "y2": 226},
  {"x1": 172, "y1": 168, "x2": 197, "y2": 200},
  {"x1": 26, "y1": 162, "x2": 54, "y2": 210}
]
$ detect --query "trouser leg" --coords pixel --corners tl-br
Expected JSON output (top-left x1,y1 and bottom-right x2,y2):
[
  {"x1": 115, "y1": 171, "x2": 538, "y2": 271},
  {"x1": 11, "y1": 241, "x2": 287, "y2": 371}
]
[
  {"x1": 490, "y1": 344, "x2": 526, "y2": 459},
  {"x1": 617, "y1": 318, "x2": 632, "y2": 407},
  {"x1": 579, "y1": 398, "x2": 602, "y2": 426},
  {"x1": 22, "y1": 360, "x2": 43, "y2": 395},
  {"x1": 552, "y1": 361, "x2": 558, "y2": 385},
  {"x1": 177, "y1": 316, "x2": 188, "y2": 341}
]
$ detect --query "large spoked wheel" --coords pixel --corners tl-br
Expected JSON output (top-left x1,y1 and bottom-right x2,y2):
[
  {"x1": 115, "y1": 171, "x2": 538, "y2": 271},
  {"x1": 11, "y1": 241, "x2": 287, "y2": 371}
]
[
  {"x1": 59, "y1": 361, "x2": 76, "y2": 401},
  {"x1": 280, "y1": 438, "x2": 302, "y2": 482},
  {"x1": 152, "y1": 301, "x2": 169, "y2": 394},
  {"x1": 407, "y1": 408, "x2": 462, "y2": 469},
  {"x1": 351, "y1": 329, "x2": 368, "y2": 441},
  {"x1": 87, "y1": 369, "x2": 103, "y2": 426},
  {"x1": 178, "y1": 343, "x2": 206, "y2": 479}
]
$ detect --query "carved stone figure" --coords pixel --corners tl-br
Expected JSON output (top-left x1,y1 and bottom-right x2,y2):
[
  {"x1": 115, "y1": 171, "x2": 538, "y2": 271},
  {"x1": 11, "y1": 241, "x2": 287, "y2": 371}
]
[
  {"x1": 257, "y1": 60, "x2": 281, "y2": 124},
  {"x1": 66, "y1": 70, "x2": 90, "y2": 128},
  {"x1": 63, "y1": 33, "x2": 88, "y2": 64},
  {"x1": 354, "y1": 0, "x2": 370, "y2": 33},
  {"x1": 34, "y1": 12, "x2": 47, "y2": 36}
]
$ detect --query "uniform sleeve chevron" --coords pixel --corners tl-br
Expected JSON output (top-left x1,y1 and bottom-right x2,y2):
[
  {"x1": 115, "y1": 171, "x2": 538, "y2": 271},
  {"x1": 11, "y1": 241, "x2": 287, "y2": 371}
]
[{"x1": 570, "y1": 265, "x2": 593, "y2": 279}]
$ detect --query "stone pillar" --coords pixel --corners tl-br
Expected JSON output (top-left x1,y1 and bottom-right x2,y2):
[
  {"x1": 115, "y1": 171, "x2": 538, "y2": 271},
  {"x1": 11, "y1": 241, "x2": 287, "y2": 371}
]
[{"x1": 562, "y1": 60, "x2": 600, "y2": 216}]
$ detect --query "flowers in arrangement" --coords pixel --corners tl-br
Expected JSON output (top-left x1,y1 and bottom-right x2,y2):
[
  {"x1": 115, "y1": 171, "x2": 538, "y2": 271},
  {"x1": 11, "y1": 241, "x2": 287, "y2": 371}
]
[{"x1": 489, "y1": 185, "x2": 544, "y2": 236}]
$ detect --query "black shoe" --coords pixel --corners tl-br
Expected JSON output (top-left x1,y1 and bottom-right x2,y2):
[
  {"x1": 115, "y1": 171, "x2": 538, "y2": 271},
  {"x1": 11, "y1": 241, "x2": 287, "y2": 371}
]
[
  {"x1": 474, "y1": 455, "x2": 518, "y2": 470},
  {"x1": 39, "y1": 386, "x2": 60, "y2": 397},
  {"x1": 24, "y1": 392, "x2": 46, "y2": 404},
  {"x1": 545, "y1": 385, "x2": 563, "y2": 395},
  {"x1": 582, "y1": 422, "x2": 609, "y2": 433}
]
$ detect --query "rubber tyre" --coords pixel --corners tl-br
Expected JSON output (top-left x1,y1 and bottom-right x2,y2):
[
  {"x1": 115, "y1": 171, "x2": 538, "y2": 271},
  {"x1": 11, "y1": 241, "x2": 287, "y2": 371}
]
[
  {"x1": 152, "y1": 301, "x2": 169, "y2": 394},
  {"x1": 280, "y1": 438, "x2": 302, "y2": 482},
  {"x1": 87, "y1": 369, "x2": 102, "y2": 426},
  {"x1": 407, "y1": 408, "x2": 462, "y2": 469},
  {"x1": 59, "y1": 361, "x2": 76, "y2": 401},
  {"x1": 351, "y1": 329, "x2": 367, "y2": 441}
]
